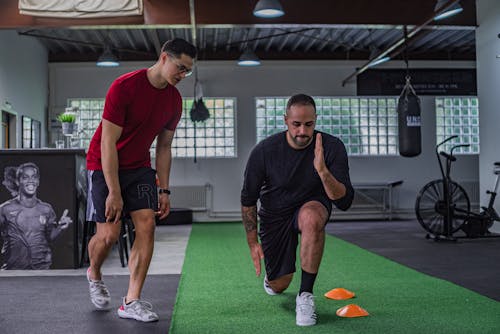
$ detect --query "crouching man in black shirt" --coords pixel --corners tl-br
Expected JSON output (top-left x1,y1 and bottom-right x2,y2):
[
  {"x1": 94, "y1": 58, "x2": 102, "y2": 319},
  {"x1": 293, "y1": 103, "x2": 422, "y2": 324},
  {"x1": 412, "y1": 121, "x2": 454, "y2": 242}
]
[{"x1": 241, "y1": 93, "x2": 354, "y2": 326}]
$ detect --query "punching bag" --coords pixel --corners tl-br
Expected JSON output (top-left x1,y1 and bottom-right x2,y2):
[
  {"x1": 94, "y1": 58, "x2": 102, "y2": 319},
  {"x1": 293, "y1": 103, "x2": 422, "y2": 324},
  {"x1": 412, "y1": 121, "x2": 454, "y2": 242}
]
[{"x1": 398, "y1": 76, "x2": 421, "y2": 157}]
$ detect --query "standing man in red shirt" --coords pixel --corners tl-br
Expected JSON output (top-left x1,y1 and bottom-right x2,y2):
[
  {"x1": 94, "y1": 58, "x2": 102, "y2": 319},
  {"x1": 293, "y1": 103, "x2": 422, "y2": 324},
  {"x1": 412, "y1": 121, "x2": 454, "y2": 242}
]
[{"x1": 85, "y1": 38, "x2": 196, "y2": 322}]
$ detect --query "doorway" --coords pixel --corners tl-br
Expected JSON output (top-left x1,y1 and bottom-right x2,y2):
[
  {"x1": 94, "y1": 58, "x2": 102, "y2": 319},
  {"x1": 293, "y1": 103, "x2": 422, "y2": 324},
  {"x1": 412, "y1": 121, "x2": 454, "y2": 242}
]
[{"x1": 1, "y1": 110, "x2": 17, "y2": 148}]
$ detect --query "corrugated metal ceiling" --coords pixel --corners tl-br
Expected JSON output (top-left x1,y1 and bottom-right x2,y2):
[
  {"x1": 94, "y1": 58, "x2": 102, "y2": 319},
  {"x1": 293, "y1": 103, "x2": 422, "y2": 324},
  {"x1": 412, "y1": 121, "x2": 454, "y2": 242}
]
[
  {"x1": 4, "y1": 0, "x2": 476, "y2": 64},
  {"x1": 18, "y1": 24, "x2": 476, "y2": 63}
]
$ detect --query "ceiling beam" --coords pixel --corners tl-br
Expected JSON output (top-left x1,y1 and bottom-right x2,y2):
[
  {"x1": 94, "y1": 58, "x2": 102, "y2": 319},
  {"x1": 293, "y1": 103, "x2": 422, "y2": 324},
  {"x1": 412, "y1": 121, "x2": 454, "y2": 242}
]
[
  {"x1": 341, "y1": 0, "x2": 467, "y2": 86},
  {"x1": 0, "y1": 0, "x2": 476, "y2": 29}
]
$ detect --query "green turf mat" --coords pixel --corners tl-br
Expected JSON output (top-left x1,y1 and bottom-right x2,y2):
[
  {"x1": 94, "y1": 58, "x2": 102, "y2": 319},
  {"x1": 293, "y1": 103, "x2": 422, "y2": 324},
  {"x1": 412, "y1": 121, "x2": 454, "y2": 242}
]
[{"x1": 170, "y1": 223, "x2": 500, "y2": 334}]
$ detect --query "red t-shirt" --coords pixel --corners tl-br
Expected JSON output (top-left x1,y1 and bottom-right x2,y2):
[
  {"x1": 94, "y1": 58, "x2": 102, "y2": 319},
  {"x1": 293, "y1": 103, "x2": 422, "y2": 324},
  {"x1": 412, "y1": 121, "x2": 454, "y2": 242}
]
[{"x1": 86, "y1": 69, "x2": 182, "y2": 170}]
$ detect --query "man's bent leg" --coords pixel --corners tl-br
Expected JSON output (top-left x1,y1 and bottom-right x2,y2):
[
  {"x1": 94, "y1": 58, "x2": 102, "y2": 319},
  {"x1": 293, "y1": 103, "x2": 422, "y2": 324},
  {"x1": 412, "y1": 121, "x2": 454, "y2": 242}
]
[
  {"x1": 298, "y1": 201, "x2": 328, "y2": 277},
  {"x1": 88, "y1": 221, "x2": 121, "y2": 280},
  {"x1": 126, "y1": 209, "x2": 156, "y2": 302},
  {"x1": 87, "y1": 221, "x2": 120, "y2": 310},
  {"x1": 260, "y1": 214, "x2": 299, "y2": 295}
]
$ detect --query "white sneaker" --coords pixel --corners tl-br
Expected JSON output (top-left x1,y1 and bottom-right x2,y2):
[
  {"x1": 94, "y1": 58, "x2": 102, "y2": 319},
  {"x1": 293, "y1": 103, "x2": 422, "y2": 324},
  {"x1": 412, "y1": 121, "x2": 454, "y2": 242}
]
[
  {"x1": 296, "y1": 292, "x2": 317, "y2": 326},
  {"x1": 87, "y1": 268, "x2": 111, "y2": 310},
  {"x1": 263, "y1": 275, "x2": 280, "y2": 296},
  {"x1": 117, "y1": 297, "x2": 159, "y2": 322}
]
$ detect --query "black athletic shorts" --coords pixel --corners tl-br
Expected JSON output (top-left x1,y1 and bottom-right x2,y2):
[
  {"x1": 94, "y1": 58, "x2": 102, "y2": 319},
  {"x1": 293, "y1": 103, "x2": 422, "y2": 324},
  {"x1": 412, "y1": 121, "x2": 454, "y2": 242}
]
[
  {"x1": 86, "y1": 167, "x2": 157, "y2": 223},
  {"x1": 259, "y1": 199, "x2": 330, "y2": 281}
]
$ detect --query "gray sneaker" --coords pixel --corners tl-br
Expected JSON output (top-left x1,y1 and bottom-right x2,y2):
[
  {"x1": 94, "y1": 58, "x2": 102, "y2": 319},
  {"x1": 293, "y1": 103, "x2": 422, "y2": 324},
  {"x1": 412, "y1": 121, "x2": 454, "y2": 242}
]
[
  {"x1": 86, "y1": 268, "x2": 111, "y2": 310},
  {"x1": 117, "y1": 297, "x2": 159, "y2": 322},
  {"x1": 296, "y1": 292, "x2": 317, "y2": 326}
]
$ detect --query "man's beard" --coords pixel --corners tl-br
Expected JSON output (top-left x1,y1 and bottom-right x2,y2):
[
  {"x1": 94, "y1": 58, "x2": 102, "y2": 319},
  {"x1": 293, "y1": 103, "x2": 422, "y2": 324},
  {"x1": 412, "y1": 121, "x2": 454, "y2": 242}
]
[{"x1": 292, "y1": 135, "x2": 312, "y2": 147}]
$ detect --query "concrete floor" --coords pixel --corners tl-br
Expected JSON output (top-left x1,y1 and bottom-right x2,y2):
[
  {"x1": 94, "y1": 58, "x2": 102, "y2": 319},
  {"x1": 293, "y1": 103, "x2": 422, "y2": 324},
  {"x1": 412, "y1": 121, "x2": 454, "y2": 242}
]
[
  {"x1": 0, "y1": 224, "x2": 192, "y2": 278},
  {"x1": 0, "y1": 224, "x2": 192, "y2": 333}
]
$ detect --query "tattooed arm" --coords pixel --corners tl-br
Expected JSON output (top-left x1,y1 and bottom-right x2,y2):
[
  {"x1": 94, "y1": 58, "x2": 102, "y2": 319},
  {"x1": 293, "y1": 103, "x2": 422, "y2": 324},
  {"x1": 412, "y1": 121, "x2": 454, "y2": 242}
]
[
  {"x1": 242, "y1": 205, "x2": 258, "y2": 242},
  {"x1": 242, "y1": 205, "x2": 264, "y2": 276}
]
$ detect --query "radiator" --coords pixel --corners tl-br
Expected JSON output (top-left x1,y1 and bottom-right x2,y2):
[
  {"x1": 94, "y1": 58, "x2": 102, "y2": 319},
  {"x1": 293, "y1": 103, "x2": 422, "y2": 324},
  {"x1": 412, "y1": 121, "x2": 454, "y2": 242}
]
[
  {"x1": 169, "y1": 185, "x2": 209, "y2": 211},
  {"x1": 461, "y1": 180, "x2": 479, "y2": 207}
]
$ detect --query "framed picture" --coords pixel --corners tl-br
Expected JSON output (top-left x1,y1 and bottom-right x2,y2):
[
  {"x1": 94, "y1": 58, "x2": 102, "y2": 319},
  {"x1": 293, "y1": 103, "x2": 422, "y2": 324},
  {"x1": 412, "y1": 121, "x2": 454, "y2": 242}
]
[
  {"x1": 0, "y1": 152, "x2": 87, "y2": 269},
  {"x1": 31, "y1": 120, "x2": 41, "y2": 148}
]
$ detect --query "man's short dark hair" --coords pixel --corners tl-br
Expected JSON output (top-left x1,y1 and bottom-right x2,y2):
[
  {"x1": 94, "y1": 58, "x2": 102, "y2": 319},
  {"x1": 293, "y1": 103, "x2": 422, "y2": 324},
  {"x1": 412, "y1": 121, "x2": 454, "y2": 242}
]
[
  {"x1": 161, "y1": 38, "x2": 197, "y2": 59},
  {"x1": 286, "y1": 94, "x2": 316, "y2": 113},
  {"x1": 16, "y1": 162, "x2": 39, "y2": 180}
]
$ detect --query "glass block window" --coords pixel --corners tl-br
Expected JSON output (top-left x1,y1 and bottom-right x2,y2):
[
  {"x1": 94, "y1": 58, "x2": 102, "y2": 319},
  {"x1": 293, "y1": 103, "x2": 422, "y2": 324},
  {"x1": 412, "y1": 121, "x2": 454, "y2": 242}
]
[
  {"x1": 68, "y1": 97, "x2": 237, "y2": 158},
  {"x1": 68, "y1": 98, "x2": 104, "y2": 149},
  {"x1": 436, "y1": 97, "x2": 479, "y2": 154},
  {"x1": 256, "y1": 98, "x2": 287, "y2": 141},
  {"x1": 169, "y1": 97, "x2": 236, "y2": 158},
  {"x1": 256, "y1": 97, "x2": 399, "y2": 155}
]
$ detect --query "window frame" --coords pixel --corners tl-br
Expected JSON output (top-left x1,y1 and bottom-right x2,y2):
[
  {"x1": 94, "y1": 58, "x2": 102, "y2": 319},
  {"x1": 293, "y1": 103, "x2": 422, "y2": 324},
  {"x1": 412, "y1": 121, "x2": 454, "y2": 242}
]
[
  {"x1": 68, "y1": 97, "x2": 238, "y2": 159},
  {"x1": 255, "y1": 96, "x2": 399, "y2": 156},
  {"x1": 435, "y1": 96, "x2": 479, "y2": 155}
]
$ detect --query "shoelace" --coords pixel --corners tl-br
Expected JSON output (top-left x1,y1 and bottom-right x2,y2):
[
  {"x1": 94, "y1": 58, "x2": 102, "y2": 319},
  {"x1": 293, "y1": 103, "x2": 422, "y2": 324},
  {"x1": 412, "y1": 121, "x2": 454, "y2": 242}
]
[
  {"x1": 90, "y1": 281, "x2": 110, "y2": 297},
  {"x1": 297, "y1": 295, "x2": 316, "y2": 315},
  {"x1": 129, "y1": 300, "x2": 154, "y2": 314}
]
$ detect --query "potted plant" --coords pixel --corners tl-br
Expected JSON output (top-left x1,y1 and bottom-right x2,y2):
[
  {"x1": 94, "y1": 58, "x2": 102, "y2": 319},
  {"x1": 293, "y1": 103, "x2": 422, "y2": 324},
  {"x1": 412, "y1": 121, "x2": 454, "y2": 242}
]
[{"x1": 58, "y1": 111, "x2": 76, "y2": 136}]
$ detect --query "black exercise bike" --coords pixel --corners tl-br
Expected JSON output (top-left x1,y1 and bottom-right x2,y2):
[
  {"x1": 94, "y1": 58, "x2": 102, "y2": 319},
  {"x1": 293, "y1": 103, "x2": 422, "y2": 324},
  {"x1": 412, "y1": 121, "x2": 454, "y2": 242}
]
[{"x1": 415, "y1": 135, "x2": 500, "y2": 241}]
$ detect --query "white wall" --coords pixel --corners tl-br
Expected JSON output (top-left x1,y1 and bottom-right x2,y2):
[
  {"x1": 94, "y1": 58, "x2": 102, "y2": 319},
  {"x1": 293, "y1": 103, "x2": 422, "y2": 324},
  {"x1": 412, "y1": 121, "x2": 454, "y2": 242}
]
[
  {"x1": 0, "y1": 30, "x2": 48, "y2": 147},
  {"x1": 48, "y1": 59, "x2": 478, "y2": 219},
  {"x1": 476, "y1": 0, "x2": 500, "y2": 224}
]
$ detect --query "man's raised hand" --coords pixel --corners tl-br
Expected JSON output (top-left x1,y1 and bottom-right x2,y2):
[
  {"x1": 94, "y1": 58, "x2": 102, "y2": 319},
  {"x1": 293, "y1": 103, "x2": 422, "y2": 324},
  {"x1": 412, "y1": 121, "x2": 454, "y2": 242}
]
[{"x1": 314, "y1": 133, "x2": 326, "y2": 174}]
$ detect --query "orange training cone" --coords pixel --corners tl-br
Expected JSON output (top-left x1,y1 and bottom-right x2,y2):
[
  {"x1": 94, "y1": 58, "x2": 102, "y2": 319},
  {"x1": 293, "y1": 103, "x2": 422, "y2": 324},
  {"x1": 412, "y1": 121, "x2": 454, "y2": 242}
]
[
  {"x1": 336, "y1": 304, "x2": 369, "y2": 318},
  {"x1": 324, "y1": 288, "x2": 355, "y2": 300}
]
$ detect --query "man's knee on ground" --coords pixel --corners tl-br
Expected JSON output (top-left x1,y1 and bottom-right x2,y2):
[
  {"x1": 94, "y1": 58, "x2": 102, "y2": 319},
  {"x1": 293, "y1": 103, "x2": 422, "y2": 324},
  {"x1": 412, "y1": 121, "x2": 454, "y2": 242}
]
[{"x1": 269, "y1": 273, "x2": 294, "y2": 293}]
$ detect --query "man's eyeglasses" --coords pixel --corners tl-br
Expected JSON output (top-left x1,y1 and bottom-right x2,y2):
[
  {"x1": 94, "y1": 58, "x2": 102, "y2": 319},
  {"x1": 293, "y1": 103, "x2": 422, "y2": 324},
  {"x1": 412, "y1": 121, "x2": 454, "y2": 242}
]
[{"x1": 167, "y1": 53, "x2": 193, "y2": 77}]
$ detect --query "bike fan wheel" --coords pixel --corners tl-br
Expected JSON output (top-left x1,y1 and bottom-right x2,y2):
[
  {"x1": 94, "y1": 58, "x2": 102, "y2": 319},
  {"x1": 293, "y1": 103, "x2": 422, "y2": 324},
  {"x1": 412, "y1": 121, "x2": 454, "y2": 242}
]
[{"x1": 415, "y1": 180, "x2": 470, "y2": 236}]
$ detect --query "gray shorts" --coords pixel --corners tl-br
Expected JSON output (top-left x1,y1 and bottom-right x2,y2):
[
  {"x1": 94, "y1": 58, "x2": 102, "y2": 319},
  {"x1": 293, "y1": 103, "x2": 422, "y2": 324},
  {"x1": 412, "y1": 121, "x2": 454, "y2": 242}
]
[{"x1": 86, "y1": 167, "x2": 157, "y2": 223}]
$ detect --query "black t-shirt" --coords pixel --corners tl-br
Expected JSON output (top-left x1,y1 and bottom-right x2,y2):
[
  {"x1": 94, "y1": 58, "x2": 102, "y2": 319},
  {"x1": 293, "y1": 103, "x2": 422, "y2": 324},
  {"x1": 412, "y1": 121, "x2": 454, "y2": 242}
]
[{"x1": 241, "y1": 131, "x2": 354, "y2": 221}]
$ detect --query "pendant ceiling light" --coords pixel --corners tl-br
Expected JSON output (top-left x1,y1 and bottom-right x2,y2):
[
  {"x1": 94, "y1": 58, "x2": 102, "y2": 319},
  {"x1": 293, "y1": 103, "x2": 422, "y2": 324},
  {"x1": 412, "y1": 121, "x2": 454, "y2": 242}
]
[
  {"x1": 253, "y1": 0, "x2": 284, "y2": 18},
  {"x1": 238, "y1": 48, "x2": 261, "y2": 66},
  {"x1": 367, "y1": 47, "x2": 391, "y2": 68},
  {"x1": 96, "y1": 45, "x2": 119, "y2": 67},
  {"x1": 434, "y1": 0, "x2": 463, "y2": 21}
]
